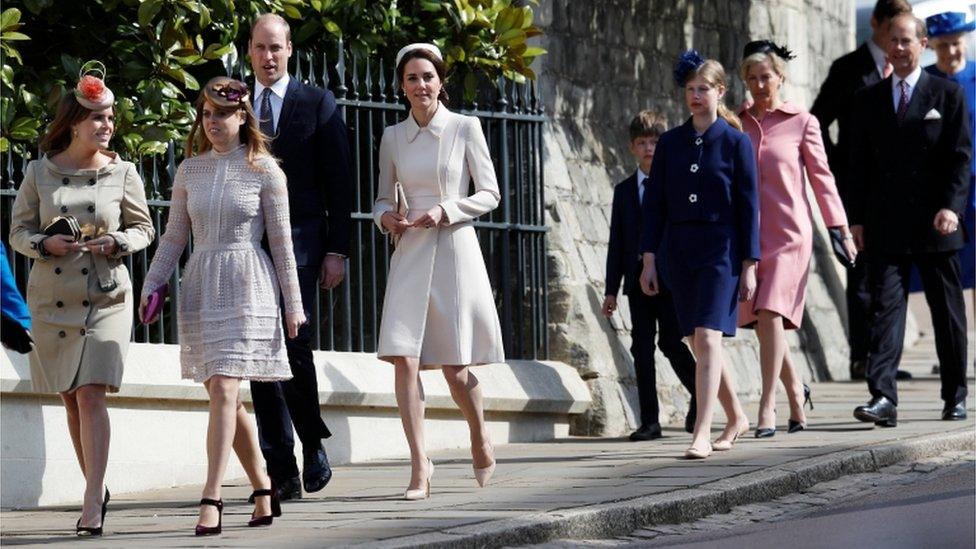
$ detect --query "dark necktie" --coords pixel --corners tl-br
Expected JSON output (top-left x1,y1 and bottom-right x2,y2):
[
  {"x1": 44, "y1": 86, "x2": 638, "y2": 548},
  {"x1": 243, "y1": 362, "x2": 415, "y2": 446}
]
[
  {"x1": 260, "y1": 87, "x2": 275, "y2": 137},
  {"x1": 896, "y1": 80, "x2": 909, "y2": 124}
]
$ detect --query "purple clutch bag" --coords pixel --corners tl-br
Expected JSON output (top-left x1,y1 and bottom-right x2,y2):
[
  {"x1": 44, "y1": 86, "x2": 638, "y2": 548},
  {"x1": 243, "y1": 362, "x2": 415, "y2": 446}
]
[{"x1": 141, "y1": 283, "x2": 168, "y2": 324}]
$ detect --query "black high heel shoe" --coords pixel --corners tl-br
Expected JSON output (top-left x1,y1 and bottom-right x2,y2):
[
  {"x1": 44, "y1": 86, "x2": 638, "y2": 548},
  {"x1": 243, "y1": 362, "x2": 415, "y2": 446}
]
[
  {"x1": 247, "y1": 483, "x2": 282, "y2": 527},
  {"x1": 76, "y1": 487, "x2": 109, "y2": 537},
  {"x1": 754, "y1": 427, "x2": 776, "y2": 438},
  {"x1": 194, "y1": 498, "x2": 223, "y2": 536},
  {"x1": 788, "y1": 385, "x2": 813, "y2": 433}
]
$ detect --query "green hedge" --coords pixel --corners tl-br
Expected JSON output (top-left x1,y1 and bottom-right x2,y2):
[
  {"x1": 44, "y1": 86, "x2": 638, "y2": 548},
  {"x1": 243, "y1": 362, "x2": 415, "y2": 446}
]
[{"x1": 0, "y1": 0, "x2": 544, "y2": 158}]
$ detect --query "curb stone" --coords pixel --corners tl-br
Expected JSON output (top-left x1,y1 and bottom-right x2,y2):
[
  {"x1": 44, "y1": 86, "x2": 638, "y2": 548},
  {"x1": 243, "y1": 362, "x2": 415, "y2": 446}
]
[{"x1": 357, "y1": 429, "x2": 974, "y2": 549}]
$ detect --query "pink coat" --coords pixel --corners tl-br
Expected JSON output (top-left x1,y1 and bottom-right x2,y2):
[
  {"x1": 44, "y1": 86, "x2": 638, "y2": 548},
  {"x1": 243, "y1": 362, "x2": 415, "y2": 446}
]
[{"x1": 738, "y1": 102, "x2": 848, "y2": 329}]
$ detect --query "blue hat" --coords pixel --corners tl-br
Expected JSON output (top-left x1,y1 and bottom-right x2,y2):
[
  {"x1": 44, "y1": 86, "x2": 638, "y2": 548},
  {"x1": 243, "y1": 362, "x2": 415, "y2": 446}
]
[
  {"x1": 926, "y1": 12, "x2": 976, "y2": 38},
  {"x1": 673, "y1": 50, "x2": 706, "y2": 87}
]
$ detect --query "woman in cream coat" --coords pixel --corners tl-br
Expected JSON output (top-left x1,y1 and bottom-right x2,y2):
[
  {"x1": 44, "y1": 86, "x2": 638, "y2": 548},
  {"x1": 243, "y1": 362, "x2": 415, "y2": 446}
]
[
  {"x1": 373, "y1": 43, "x2": 503, "y2": 500},
  {"x1": 9, "y1": 66, "x2": 154, "y2": 535}
]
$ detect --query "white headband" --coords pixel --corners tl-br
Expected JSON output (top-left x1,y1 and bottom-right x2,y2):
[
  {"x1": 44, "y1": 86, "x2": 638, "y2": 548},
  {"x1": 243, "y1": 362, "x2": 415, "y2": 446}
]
[{"x1": 395, "y1": 43, "x2": 442, "y2": 68}]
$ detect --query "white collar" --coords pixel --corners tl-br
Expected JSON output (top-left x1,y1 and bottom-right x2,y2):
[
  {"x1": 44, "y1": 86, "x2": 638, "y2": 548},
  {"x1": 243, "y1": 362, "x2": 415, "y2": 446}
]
[
  {"x1": 893, "y1": 65, "x2": 922, "y2": 89},
  {"x1": 255, "y1": 73, "x2": 290, "y2": 100},
  {"x1": 866, "y1": 39, "x2": 887, "y2": 73},
  {"x1": 636, "y1": 168, "x2": 649, "y2": 182}
]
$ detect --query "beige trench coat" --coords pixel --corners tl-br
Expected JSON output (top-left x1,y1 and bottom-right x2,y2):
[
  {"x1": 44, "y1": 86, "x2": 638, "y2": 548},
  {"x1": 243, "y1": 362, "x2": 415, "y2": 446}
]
[
  {"x1": 9, "y1": 153, "x2": 154, "y2": 393},
  {"x1": 372, "y1": 105, "x2": 504, "y2": 368}
]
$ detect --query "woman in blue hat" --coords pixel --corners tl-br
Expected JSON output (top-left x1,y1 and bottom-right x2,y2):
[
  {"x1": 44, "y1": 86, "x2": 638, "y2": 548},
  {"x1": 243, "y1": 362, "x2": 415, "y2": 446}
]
[{"x1": 639, "y1": 51, "x2": 759, "y2": 459}]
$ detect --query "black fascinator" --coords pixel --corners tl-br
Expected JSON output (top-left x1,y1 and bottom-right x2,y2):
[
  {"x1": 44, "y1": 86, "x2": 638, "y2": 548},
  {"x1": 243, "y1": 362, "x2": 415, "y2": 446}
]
[
  {"x1": 742, "y1": 40, "x2": 796, "y2": 61},
  {"x1": 673, "y1": 50, "x2": 706, "y2": 87}
]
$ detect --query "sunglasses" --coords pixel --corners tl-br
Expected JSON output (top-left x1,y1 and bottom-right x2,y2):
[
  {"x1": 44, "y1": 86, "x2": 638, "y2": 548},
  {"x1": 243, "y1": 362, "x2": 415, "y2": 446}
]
[{"x1": 210, "y1": 83, "x2": 250, "y2": 104}]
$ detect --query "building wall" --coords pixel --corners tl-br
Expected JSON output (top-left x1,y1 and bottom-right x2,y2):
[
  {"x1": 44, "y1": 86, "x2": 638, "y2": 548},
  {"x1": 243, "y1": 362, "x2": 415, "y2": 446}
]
[{"x1": 534, "y1": 0, "x2": 856, "y2": 435}]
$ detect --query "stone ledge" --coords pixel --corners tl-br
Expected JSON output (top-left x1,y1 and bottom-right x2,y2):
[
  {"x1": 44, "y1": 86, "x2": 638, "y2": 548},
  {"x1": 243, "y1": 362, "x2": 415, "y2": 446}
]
[
  {"x1": 0, "y1": 344, "x2": 590, "y2": 508},
  {"x1": 1, "y1": 344, "x2": 591, "y2": 416}
]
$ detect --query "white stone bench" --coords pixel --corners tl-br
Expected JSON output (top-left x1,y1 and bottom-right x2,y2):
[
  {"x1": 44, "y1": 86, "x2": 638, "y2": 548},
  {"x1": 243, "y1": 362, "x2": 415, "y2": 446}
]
[{"x1": 1, "y1": 344, "x2": 590, "y2": 508}]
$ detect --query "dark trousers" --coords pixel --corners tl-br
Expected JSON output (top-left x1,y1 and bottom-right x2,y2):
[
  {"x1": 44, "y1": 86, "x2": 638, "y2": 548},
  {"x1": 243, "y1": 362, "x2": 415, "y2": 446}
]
[
  {"x1": 865, "y1": 251, "x2": 968, "y2": 407},
  {"x1": 251, "y1": 266, "x2": 332, "y2": 482},
  {"x1": 846, "y1": 252, "x2": 873, "y2": 362},
  {"x1": 627, "y1": 286, "x2": 697, "y2": 426}
]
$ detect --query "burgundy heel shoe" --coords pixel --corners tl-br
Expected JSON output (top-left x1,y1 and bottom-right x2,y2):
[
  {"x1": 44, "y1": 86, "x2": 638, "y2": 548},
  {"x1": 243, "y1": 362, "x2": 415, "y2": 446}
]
[
  {"x1": 194, "y1": 498, "x2": 223, "y2": 536},
  {"x1": 247, "y1": 484, "x2": 281, "y2": 527}
]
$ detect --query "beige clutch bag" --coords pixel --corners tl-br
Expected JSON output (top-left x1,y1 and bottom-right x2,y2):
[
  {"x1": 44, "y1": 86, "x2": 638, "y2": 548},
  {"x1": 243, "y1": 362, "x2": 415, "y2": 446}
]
[{"x1": 391, "y1": 182, "x2": 408, "y2": 247}]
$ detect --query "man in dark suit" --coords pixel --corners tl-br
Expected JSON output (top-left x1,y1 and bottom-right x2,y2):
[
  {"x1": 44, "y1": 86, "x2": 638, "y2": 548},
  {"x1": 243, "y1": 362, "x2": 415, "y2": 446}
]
[
  {"x1": 810, "y1": 0, "x2": 912, "y2": 381},
  {"x1": 248, "y1": 13, "x2": 352, "y2": 500},
  {"x1": 602, "y1": 111, "x2": 696, "y2": 441},
  {"x1": 849, "y1": 13, "x2": 972, "y2": 427}
]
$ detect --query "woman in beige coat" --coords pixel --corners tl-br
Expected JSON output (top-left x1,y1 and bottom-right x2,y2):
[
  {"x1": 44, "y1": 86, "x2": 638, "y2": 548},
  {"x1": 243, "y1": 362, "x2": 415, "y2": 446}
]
[
  {"x1": 373, "y1": 43, "x2": 504, "y2": 500},
  {"x1": 9, "y1": 66, "x2": 154, "y2": 535}
]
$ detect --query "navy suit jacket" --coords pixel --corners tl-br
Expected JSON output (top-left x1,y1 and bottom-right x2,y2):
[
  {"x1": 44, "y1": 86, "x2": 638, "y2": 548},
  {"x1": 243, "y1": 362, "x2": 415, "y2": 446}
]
[
  {"x1": 606, "y1": 172, "x2": 644, "y2": 296},
  {"x1": 850, "y1": 70, "x2": 972, "y2": 254},
  {"x1": 640, "y1": 117, "x2": 760, "y2": 264},
  {"x1": 253, "y1": 77, "x2": 352, "y2": 266},
  {"x1": 810, "y1": 43, "x2": 882, "y2": 208}
]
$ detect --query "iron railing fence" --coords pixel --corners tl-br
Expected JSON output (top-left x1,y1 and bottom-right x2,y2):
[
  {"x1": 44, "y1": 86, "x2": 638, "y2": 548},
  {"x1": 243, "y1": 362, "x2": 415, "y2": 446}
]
[{"x1": 1, "y1": 45, "x2": 549, "y2": 359}]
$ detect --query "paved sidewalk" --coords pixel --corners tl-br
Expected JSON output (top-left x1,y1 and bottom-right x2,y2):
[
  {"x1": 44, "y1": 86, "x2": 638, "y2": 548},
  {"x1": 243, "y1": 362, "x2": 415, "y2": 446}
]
[{"x1": 1, "y1": 338, "x2": 973, "y2": 548}]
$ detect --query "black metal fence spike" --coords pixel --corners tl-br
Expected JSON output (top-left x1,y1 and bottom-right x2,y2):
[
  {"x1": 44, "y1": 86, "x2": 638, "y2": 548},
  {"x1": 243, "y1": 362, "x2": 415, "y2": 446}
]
[{"x1": 335, "y1": 38, "x2": 348, "y2": 98}]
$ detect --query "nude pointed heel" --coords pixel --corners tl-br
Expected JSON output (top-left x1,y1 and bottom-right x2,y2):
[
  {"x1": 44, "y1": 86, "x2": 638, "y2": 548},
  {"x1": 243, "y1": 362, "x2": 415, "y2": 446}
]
[
  {"x1": 474, "y1": 461, "x2": 496, "y2": 488},
  {"x1": 404, "y1": 459, "x2": 434, "y2": 500}
]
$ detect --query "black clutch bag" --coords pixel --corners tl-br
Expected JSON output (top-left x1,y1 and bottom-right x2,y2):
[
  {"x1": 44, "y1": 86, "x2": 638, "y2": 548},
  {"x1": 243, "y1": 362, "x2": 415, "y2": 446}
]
[
  {"x1": 1, "y1": 314, "x2": 33, "y2": 354},
  {"x1": 827, "y1": 228, "x2": 855, "y2": 269},
  {"x1": 42, "y1": 215, "x2": 82, "y2": 241}
]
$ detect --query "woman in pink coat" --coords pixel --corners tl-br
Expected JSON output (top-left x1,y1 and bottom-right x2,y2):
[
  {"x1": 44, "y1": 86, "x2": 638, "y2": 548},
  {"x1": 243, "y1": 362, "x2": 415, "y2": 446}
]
[{"x1": 737, "y1": 42, "x2": 857, "y2": 437}]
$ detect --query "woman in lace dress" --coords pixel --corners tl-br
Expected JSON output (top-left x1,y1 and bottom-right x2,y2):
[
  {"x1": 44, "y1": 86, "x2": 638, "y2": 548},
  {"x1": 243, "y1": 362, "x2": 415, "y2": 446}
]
[
  {"x1": 141, "y1": 77, "x2": 304, "y2": 535},
  {"x1": 373, "y1": 43, "x2": 503, "y2": 500}
]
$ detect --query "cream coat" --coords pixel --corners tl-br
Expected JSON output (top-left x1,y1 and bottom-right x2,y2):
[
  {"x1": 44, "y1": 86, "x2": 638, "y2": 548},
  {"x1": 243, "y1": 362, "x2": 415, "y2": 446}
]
[
  {"x1": 373, "y1": 105, "x2": 504, "y2": 368},
  {"x1": 9, "y1": 153, "x2": 154, "y2": 393}
]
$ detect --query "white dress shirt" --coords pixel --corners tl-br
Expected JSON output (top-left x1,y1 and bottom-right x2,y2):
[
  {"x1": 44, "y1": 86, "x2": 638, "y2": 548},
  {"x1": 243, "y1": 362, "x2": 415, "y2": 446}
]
[
  {"x1": 254, "y1": 73, "x2": 290, "y2": 133},
  {"x1": 891, "y1": 66, "x2": 922, "y2": 114},
  {"x1": 866, "y1": 39, "x2": 888, "y2": 78}
]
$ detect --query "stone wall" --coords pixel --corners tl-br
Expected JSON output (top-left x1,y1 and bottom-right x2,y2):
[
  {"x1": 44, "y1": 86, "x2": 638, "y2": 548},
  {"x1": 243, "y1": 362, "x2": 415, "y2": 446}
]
[{"x1": 534, "y1": 0, "x2": 856, "y2": 435}]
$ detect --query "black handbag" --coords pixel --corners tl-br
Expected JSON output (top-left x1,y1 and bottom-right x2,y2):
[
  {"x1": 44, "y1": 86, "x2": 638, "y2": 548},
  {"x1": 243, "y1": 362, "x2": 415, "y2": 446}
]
[
  {"x1": 827, "y1": 228, "x2": 855, "y2": 269},
  {"x1": 1, "y1": 314, "x2": 33, "y2": 354},
  {"x1": 42, "y1": 215, "x2": 82, "y2": 241}
]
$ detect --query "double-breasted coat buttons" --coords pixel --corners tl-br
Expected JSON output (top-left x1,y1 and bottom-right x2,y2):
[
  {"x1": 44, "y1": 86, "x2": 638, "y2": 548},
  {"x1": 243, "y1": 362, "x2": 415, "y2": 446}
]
[
  {"x1": 60, "y1": 205, "x2": 68, "y2": 213},
  {"x1": 88, "y1": 178, "x2": 96, "y2": 186},
  {"x1": 81, "y1": 268, "x2": 89, "y2": 275},
  {"x1": 87, "y1": 205, "x2": 95, "y2": 213},
  {"x1": 82, "y1": 300, "x2": 90, "y2": 307},
  {"x1": 58, "y1": 331, "x2": 66, "y2": 338},
  {"x1": 61, "y1": 177, "x2": 69, "y2": 185},
  {"x1": 56, "y1": 301, "x2": 64, "y2": 308},
  {"x1": 689, "y1": 194, "x2": 699, "y2": 203},
  {"x1": 79, "y1": 329, "x2": 86, "y2": 336},
  {"x1": 690, "y1": 164, "x2": 699, "y2": 173},
  {"x1": 54, "y1": 267, "x2": 61, "y2": 274}
]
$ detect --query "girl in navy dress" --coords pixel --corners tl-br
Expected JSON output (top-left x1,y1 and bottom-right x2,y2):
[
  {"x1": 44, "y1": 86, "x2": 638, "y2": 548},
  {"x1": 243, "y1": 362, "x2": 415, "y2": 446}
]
[{"x1": 640, "y1": 51, "x2": 760, "y2": 459}]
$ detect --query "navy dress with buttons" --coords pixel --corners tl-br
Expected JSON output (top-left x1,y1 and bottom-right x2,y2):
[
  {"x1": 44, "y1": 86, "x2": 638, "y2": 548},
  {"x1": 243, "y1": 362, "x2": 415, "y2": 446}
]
[{"x1": 641, "y1": 117, "x2": 760, "y2": 337}]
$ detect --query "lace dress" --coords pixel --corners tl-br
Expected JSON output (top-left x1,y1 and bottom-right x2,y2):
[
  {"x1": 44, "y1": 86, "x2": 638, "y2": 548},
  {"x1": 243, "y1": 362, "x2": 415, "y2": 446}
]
[{"x1": 142, "y1": 146, "x2": 302, "y2": 382}]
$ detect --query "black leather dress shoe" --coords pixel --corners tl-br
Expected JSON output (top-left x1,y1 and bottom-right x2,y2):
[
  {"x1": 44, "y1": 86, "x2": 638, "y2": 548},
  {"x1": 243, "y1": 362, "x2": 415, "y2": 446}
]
[
  {"x1": 684, "y1": 402, "x2": 696, "y2": 434},
  {"x1": 302, "y1": 447, "x2": 333, "y2": 493},
  {"x1": 850, "y1": 360, "x2": 866, "y2": 380},
  {"x1": 629, "y1": 423, "x2": 663, "y2": 441},
  {"x1": 276, "y1": 476, "x2": 302, "y2": 501},
  {"x1": 895, "y1": 369, "x2": 913, "y2": 380},
  {"x1": 853, "y1": 396, "x2": 897, "y2": 427},
  {"x1": 942, "y1": 402, "x2": 967, "y2": 421}
]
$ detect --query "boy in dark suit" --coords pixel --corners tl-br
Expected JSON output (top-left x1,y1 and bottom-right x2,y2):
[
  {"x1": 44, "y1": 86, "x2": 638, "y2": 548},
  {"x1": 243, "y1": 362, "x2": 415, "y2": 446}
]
[{"x1": 603, "y1": 111, "x2": 697, "y2": 441}]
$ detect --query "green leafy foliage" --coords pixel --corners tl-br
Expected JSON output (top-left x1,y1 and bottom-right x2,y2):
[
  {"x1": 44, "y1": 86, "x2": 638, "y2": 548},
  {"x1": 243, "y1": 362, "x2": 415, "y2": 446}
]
[{"x1": 3, "y1": 0, "x2": 544, "y2": 159}]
